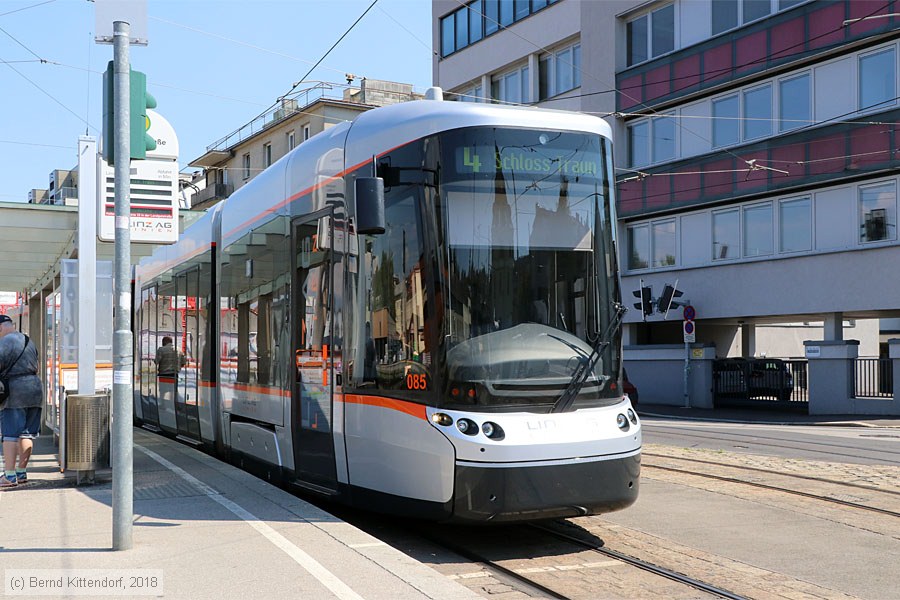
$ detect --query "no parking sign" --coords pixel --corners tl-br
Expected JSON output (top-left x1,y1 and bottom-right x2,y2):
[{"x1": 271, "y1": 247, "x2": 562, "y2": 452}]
[{"x1": 682, "y1": 305, "x2": 696, "y2": 343}]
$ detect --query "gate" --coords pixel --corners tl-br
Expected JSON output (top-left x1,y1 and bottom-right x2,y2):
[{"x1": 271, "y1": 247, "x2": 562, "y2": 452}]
[{"x1": 713, "y1": 358, "x2": 808, "y2": 412}]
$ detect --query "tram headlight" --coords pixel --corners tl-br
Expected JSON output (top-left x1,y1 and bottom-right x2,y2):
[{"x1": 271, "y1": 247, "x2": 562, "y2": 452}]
[
  {"x1": 616, "y1": 413, "x2": 630, "y2": 430},
  {"x1": 431, "y1": 412, "x2": 453, "y2": 427},
  {"x1": 457, "y1": 418, "x2": 478, "y2": 435},
  {"x1": 481, "y1": 421, "x2": 505, "y2": 440},
  {"x1": 627, "y1": 409, "x2": 637, "y2": 424}
]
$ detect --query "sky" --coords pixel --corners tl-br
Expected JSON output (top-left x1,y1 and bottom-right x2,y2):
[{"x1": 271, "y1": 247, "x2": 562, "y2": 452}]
[{"x1": 0, "y1": 0, "x2": 435, "y2": 203}]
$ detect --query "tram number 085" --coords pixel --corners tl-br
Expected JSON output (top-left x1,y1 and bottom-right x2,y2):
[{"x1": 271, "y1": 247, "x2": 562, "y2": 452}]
[{"x1": 406, "y1": 373, "x2": 428, "y2": 390}]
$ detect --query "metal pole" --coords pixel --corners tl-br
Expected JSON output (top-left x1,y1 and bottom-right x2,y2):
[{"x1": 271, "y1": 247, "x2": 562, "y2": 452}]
[
  {"x1": 112, "y1": 20, "x2": 133, "y2": 551},
  {"x1": 684, "y1": 339, "x2": 690, "y2": 408}
]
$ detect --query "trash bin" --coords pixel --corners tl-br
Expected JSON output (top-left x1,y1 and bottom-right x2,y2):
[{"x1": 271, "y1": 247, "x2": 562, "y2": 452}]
[{"x1": 65, "y1": 392, "x2": 111, "y2": 471}]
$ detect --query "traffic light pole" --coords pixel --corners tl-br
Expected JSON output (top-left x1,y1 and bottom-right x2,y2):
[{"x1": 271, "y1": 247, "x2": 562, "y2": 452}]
[{"x1": 112, "y1": 20, "x2": 134, "y2": 551}]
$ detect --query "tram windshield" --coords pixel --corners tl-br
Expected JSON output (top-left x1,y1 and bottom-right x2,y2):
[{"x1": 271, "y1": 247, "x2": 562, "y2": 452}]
[{"x1": 436, "y1": 127, "x2": 621, "y2": 412}]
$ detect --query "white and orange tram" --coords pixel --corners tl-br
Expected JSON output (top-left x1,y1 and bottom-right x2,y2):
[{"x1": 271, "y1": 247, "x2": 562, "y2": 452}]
[{"x1": 133, "y1": 90, "x2": 640, "y2": 522}]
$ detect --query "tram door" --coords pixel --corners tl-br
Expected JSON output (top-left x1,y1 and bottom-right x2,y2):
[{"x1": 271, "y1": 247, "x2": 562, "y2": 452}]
[
  {"x1": 174, "y1": 267, "x2": 202, "y2": 441},
  {"x1": 291, "y1": 211, "x2": 337, "y2": 490}
]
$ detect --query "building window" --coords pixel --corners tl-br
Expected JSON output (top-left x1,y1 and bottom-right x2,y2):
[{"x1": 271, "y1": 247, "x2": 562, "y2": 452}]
[
  {"x1": 627, "y1": 4, "x2": 675, "y2": 67},
  {"x1": 491, "y1": 65, "x2": 529, "y2": 104},
  {"x1": 713, "y1": 0, "x2": 779, "y2": 35},
  {"x1": 287, "y1": 131, "x2": 296, "y2": 151},
  {"x1": 652, "y1": 220, "x2": 676, "y2": 267},
  {"x1": 303, "y1": 125, "x2": 310, "y2": 141},
  {"x1": 743, "y1": 0, "x2": 771, "y2": 23},
  {"x1": 859, "y1": 47, "x2": 896, "y2": 111},
  {"x1": 242, "y1": 153, "x2": 250, "y2": 180},
  {"x1": 455, "y1": 83, "x2": 484, "y2": 102},
  {"x1": 627, "y1": 224, "x2": 650, "y2": 269},
  {"x1": 859, "y1": 181, "x2": 897, "y2": 243},
  {"x1": 779, "y1": 196, "x2": 811, "y2": 253},
  {"x1": 711, "y1": 0, "x2": 738, "y2": 35},
  {"x1": 713, "y1": 209, "x2": 740, "y2": 260},
  {"x1": 263, "y1": 143, "x2": 272, "y2": 168},
  {"x1": 441, "y1": 15, "x2": 455, "y2": 57},
  {"x1": 743, "y1": 202, "x2": 773, "y2": 257},
  {"x1": 628, "y1": 220, "x2": 676, "y2": 269},
  {"x1": 469, "y1": 0, "x2": 483, "y2": 42},
  {"x1": 484, "y1": 0, "x2": 499, "y2": 35},
  {"x1": 539, "y1": 41, "x2": 581, "y2": 100},
  {"x1": 499, "y1": 0, "x2": 514, "y2": 26},
  {"x1": 779, "y1": 73, "x2": 810, "y2": 132},
  {"x1": 455, "y1": 6, "x2": 469, "y2": 51},
  {"x1": 743, "y1": 84, "x2": 772, "y2": 141},
  {"x1": 628, "y1": 121, "x2": 650, "y2": 168},
  {"x1": 440, "y1": 0, "x2": 557, "y2": 57},
  {"x1": 652, "y1": 114, "x2": 676, "y2": 163},
  {"x1": 713, "y1": 95, "x2": 740, "y2": 147}
]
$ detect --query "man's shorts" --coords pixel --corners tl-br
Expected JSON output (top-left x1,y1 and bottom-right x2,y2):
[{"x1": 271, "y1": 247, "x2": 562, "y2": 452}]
[{"x1": 1, "y1": 407, "x2": 42, "y2": 442}]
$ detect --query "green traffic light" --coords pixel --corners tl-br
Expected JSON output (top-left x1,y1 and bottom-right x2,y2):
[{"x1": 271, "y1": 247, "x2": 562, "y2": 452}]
[{"x1": 101, "y1": 63, "x2": 158, "y2": 165}]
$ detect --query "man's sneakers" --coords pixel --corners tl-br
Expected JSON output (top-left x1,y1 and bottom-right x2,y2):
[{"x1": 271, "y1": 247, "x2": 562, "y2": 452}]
[
  {"x1": 0, "y1": 473, "x2": 17, "y2": 488},
  {"x1": 16, "y1": 470, "x2": 26, "y2": 483}
]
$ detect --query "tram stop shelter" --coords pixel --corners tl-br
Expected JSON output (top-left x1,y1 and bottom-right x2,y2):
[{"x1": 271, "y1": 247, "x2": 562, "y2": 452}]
[{"x1": 0, "y1": 200, "x2": 204, "y2": 438}]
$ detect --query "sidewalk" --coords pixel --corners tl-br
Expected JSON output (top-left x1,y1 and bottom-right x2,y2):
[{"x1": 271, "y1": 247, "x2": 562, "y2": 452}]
[
  {"x1": 0, "y1": 429, "x2": 480, "y2": 600},
  {"x1": 636, "y1": 402, "x2": 900, "y2": 428}
]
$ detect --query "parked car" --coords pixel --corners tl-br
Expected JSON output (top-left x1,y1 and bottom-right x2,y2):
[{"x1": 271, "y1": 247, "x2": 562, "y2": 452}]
[
  {"x1": 622, "y1": 368, "x2": 639, "y2": 405},
  {"x1": 713, "y1": 358, "x2": 793, "y2": 401},
  {"x1": 747, "y1": 359, "x2": 794, "y2": 401}
]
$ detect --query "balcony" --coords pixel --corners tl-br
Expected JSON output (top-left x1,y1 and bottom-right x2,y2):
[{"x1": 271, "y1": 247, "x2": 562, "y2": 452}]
[{"x1": 190, "y1": 183, "x2": 233, "y2": 208}]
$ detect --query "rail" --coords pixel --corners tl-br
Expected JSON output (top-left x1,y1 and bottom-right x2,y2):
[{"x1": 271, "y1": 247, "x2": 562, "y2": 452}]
[{"x1": 852, "y1": 357, "x2": 893, "y2": 399}]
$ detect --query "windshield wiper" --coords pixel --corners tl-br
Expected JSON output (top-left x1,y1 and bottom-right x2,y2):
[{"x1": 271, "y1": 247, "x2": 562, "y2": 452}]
[{"x1": 550, "y1": 302, "x2": 627, "y2": 414}]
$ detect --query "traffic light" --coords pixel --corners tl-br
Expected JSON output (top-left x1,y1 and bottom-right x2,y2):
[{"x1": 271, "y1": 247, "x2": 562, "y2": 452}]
[
  {"x1": 657, "y1": 281, "x2": 684, "y2": 318},
  {"x1": 632, "y1": 286, "x2": 652, "y2": 320},
  {"x1": 102, "y1": 62, "x2": 158, "y2": 165}
]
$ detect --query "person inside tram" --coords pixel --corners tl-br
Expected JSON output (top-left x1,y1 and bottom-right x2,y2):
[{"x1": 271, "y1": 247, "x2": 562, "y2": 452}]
[{"x1": 155, "y1": 336, "x2": 186, "y2": 377}]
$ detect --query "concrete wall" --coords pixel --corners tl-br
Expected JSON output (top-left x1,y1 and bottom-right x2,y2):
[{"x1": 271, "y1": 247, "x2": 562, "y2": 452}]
[{"x1": 624, "y1": 344, "x2": 715, "y2": 408}]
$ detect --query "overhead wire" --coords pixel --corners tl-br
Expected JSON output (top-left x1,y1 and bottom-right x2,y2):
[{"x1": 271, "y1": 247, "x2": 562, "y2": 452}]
[
  {"x1": 215, "y1": 0, "x2": 381, "y2": 149},
  {"x1": 376, "y1": 4, "x2": 437, "y2": 57},
  {"x1": 451, "y1": 0, "x2": 761, "y2": 174},
  {"x1": 0, "y1": 0, "x2": 56, "y2": 18},
  {"x1": 450, "y1": 0, "x2": 893, "y2": 180}
]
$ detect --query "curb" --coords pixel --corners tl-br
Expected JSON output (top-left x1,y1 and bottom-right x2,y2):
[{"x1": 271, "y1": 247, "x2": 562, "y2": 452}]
[{"x1": 637, "y1": 411, "x2": 900, "y2": 428}]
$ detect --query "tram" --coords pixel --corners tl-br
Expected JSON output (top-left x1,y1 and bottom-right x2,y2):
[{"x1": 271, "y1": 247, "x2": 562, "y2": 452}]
[{"x1": 133, "y1": 89, "x2": 640, "y2": 522}]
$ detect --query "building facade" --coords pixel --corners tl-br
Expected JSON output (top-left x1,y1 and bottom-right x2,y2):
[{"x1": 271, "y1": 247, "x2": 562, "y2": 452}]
[
  {"x1": 433, "y1": 0, "x2": 900, "y2": 414},
  {"x1": 188, "y1": 80, "x2": 421, "y2": 209}
]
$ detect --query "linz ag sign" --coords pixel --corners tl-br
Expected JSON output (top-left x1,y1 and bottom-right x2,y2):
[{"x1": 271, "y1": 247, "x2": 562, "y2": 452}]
[{"x1": 98, "y1": 159, "x2": 178, "y2": 244}]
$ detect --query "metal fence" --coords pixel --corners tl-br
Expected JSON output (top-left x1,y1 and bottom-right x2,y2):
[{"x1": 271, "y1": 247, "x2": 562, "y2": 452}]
[
  {"x1": 713, "y1": 358, "x2": 808, "y2": 410},
  {"x1": 853, "y1": 358, "x2": 893, "y2": 399}
]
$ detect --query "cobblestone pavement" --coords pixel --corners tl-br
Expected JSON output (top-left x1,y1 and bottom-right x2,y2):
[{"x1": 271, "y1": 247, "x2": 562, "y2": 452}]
[{"x1": 424, "y1": 443, "x2": 900, "y2": 599}]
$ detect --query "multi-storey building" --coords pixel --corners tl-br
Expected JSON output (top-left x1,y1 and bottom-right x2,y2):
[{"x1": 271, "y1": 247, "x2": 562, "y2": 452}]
[
  {"x1": 188, "y1": 79, "x2": 422, "y2": 209},
  {"x1": 433, "y1": 0, "x2": 900, "y2": 414}
]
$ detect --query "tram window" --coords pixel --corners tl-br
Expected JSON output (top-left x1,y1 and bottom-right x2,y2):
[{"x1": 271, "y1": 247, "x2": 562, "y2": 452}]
[
  {"x1": 220, "y1": 216, "x2": 291, "y2": 389},
  {"x1": 354, "y1": 190, "x2": 432, "y2": 393}
]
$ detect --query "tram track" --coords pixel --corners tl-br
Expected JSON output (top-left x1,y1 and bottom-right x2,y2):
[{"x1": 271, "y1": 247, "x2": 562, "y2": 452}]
[
  {"x1": 530, "y1": 523, "x2": 749, "y2": 600},
  {"x1": 643, "y1": 451, "x2": 900, "y2": 518},
  {"x1": 406, "y1": 520, "x2": 749, "y2": 600},
  {"x1": 643, "y1": 423, "x2": 900, "y2": 465}
]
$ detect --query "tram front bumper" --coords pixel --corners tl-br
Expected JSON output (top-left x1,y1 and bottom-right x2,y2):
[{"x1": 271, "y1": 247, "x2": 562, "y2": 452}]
[{"x1": 450, "y1": 451, "x2": 640, "y2": 523}]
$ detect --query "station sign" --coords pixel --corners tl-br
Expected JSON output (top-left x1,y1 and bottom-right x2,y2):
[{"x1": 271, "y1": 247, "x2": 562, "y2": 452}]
[{"x1": 97, "y1": 110, "x2": 179, "y2": 244}]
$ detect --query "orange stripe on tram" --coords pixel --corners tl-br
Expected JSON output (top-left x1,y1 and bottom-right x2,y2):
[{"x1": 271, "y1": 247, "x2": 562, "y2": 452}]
[{"x1": 342, "y1": 394, "x2": 427, "y2": 421}]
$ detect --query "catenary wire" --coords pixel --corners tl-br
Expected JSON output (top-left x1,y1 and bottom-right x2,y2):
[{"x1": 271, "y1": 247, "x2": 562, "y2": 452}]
[
  {"x1": 0, "y1": 0, "x2": 56, "y2": 18},
  {"x1": 215, "y1": 0, "x2": 381, "y2": 150},
  {"x1": 449, "y1": 0, "x2": 892, "y2": 177}
]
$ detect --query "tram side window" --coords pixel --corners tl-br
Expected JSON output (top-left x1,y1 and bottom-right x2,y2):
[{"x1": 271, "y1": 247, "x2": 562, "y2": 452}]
[
  {"x1": 354, "y1": 191, "x2": 432, "y2": 393},
  {"x1": 139, "y1": 286, "x2": 158, "y2": 398},
  {"x1": 220, "y1": 217, "x2": 291, "y2": 389}
]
